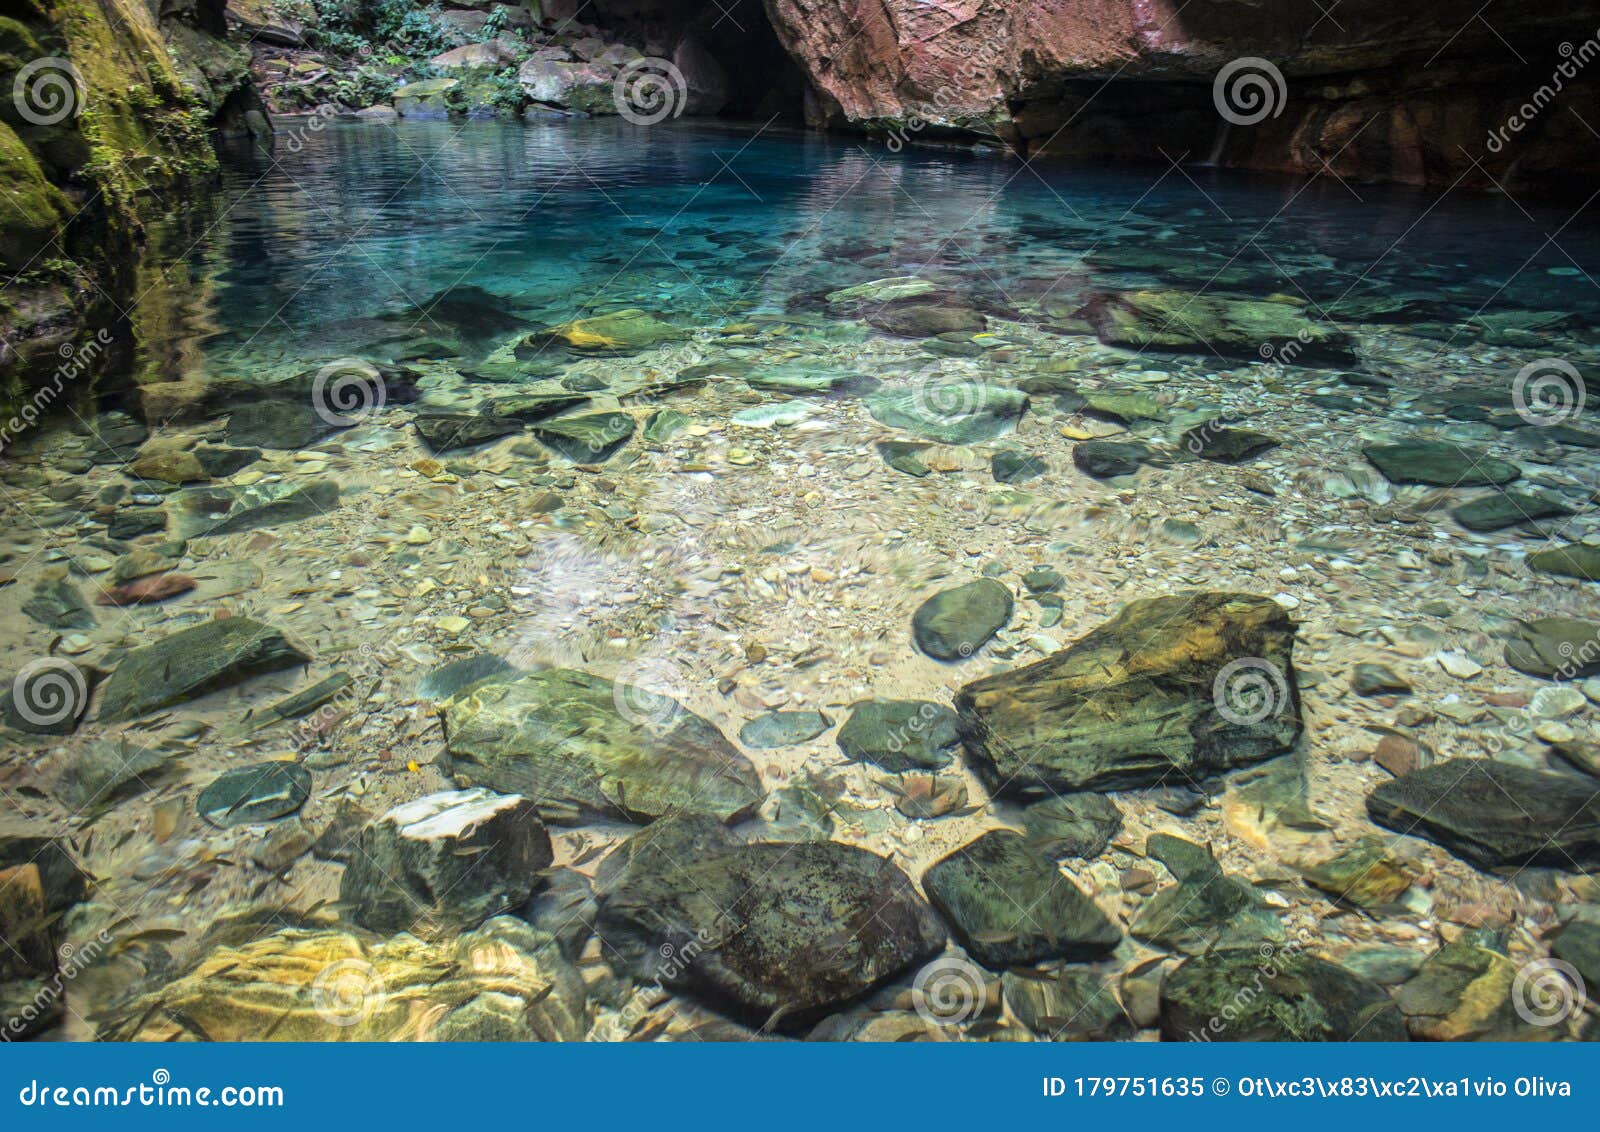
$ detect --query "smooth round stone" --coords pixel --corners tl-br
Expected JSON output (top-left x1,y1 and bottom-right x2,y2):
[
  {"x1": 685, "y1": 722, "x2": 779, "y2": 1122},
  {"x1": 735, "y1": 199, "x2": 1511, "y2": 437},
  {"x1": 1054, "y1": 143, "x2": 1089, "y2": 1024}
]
[{"x1": 911, "y1": 578, "x2": 1013, "y2": 661}]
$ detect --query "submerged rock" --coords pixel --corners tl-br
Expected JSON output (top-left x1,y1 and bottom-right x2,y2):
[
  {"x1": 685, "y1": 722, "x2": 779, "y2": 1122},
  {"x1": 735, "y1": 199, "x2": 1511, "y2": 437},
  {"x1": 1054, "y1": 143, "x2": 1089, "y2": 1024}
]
[
  {"x1": 1180, "y1": 423, "x2": 1280, "y2": 463},
  {"x1": 98, "y1": 618, "x2": 309, "y2": 722},
  {"x1": 21, "y1": 576, "x2": 95, "y2": 630},
  {"x1": 341, "y1": 789, "x2": 553, "y2": 935},
  {"x1": 1299, "y1": 838, "x2": 1414, "y2": 908},
  {"x1": 1368, "y1": 759, "x2": 1600, "y2": 869},
  {"x1": 1003, "y1": 969, "x2": 1133, "y2": 1041},
  {"x1": 1527, "y1": 543, "x2": 1600, "y2": 581},
  {"x1": 225, "y1": 401, "x2": 332, "y2": 450},
  {"x1": 738, "y1": 710, "x2": 832, "y2": 748},
  {"x1": 1504, "y1": 617, "x2": 1600, "y2": 680},
  {"x1": 100, "y1": 916, "x2": 587, "y2": 1041},
  {"x1": 865, "y1": 302, "x2": 986, "y2": 338},
  {"x1": 1396, "y1": 942, "x2": 1555, "y2": 1041},
  {"x1": 912, "y1": 578, "x2": 1013, "y2": 661},
  {"x1": 172, "y1": 480, "x2": 340, "y2": 538},
  {"x1": 530, "y1": 411, "x2": 634, "y2": 462},
  {"x1": 526, "y1": 309, "x2": 683, "y2": 354},
  {"x1": 1072, "y1": 439, "x2": 1150, "y2": 479},
  {"x1": 922, "y1": 831, "x2": 1120, "y2": 968},
  {"x1": 1084, "y1": 290, "x2": 1356, "y2": 364},
  {"x1": 1451, "y1": 492, "x2": 1574, "y2": 532},
  {"x1": 413, "y1": 413, "x2": 523, "y2": 452},
  {"x1": 864, "y1": 382, "x2": 1027, "y2": 444},
  {"x1": 1162, "y1": 949, "x2": 1405, "y2": 1041},
  {"x1": 956, "y1": 592, "x2": 1302, "y2": 794},
  {"x1": 991, "y1": 449, "x2": 1047, "y2": 483},
  {"x1": 197, "y1": 761, "x2": 312, "y2": 827},
  {"x1": 835, "y1": 699, "x2": 961, "y2": 771},
  {"x1": 1131, "y1": 869, "x2": 1277, "y2": 953},
  {"x1": 1362, "y1": 441, "x2": 1520, "y2": 486},
  {"x1": 594, "y1": 817, "x2": 944, "y2": 1028},
  {"x1": 1022, "y1": 793, "x2": 1123, "y2": 859},
  {"x1": 441, "y1": 668, "x2": 763, "y2": 824}
]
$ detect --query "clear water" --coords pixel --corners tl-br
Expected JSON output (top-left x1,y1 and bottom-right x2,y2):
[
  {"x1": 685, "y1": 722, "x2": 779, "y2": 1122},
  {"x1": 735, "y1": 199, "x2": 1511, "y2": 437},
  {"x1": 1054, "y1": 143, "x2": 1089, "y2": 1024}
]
[{"x1": 165, "y1": 118, "x2": 1599, "y2": 379}]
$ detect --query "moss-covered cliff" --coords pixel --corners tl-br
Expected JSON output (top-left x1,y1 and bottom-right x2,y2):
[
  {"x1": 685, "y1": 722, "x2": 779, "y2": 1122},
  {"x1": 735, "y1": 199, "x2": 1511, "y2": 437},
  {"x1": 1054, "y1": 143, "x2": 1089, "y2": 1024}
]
[{"x1": 0, "y1": 0, "x2": 249, "y2": 421}]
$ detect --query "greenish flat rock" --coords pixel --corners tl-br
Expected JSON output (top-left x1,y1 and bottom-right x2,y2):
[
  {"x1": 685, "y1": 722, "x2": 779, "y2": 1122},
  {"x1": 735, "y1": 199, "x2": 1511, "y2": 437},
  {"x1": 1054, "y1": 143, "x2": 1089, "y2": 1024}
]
[
  {"x1": 1181, "y1": 423, "x2": 1280, "y2": 463},
  {"x1": 97, "y1": 618, "x2": 310, "y2": 723},
  {"x1": 732, "y1": 400, "x2": 815, "y2": 428},
  {"x1": 1528, "y1": 543, "x2": 1600, "y2": 581},
  {"x1": 1396, "y1": 941, "x2": 1550, "y2": 1040},
  {"x1": 1453, "y1": 492, "x2": 1575, "y2": 531},
  {"x1": 21, "y1": 577, "x2": 95, "y2": 630},
  {"x1": 527, "y1": 309, "x2": 684, "y2": 355},
  {"x1": 197, "y1": 761, "x2": 312, "y2": 827},
  {"x1": 56, "y1": 738, "x2": 167, "y2": 811},
  {"x1": 1083, "y1": 390, "x2": 1162, "y2": 422},
  {"x1": 1362, "y1": 441, "x2": 1520, "y2": 486},
  {"x1": 1022, "y1": 793, "x2": 1122, "y2": 858},
  {"x1": 835, "y1": 699, "x2": 960, "y2": 772},
  {"x1": 225, "y1": 401, "x2": 332, "y2": 450},
  {"x1": 1163, "y1": 949, "x2": 1405, "y2": 1041},
  {"x1": 746, "y1": 364, "x2": 863, "y2": 395},
  {"x1": 641, "y1": 408, "x2": 689, "y2": 444},
  {"x1": 1368, "y1": 758, "x2": 1600, "y2": 870},
  {"x1": 441, "y1": 668, "x2": 763, "y2": 824},
  {"x1": 877, "y1": 440, "x2": 931, "y2": 477},
  {"x1": 1505, "y1": 617, "x2": 1600, "y2": 679},
  {"x1": 1002, "y1": 969, "x2": 1133, "y2": 1041},
  {"x1": 922, "y1": 830, "x2": 1120, "y2": 969},
  {"x1": 912, "y1": 578, "x2": 1013, "y2": 661},
  {"x1": 991, "y1": 449, "x2": 1046, "y2": 483},
  {"x1": 957, "y1": 591, "x2": 1301, "y2": 794},
  {"x1": 1131, "y1": 870, "x2": 1279, "y2": 953},
  {"x1": 1084, "y1": 289, "x2": 1356, "y2": 364},
  {"x1": 531, "y1": 412, "x2": 634, "y2": 462},
  {"x1": 1299, "y1": 838, "x2": 1414, "y2": 908},
  {"x1": 485, "y1": 393, "x2": 590, "y2": 422},
  {"x1": 414, "y1": 413, "x2": 523, "y2": 452},
  {"x1": 826, "y1": 277, "x2": 936, "y2": 303},
  {"x1": 865, "y1": 382, "x2": 1027, "y2": 444},
  {"x1": 1145, "y1": 833, "x2": 1219, "y2": 879},
  {"x1": 1551, "y1": 921, "x2": 1600, "y2": 992},
  {"x1": 172, "y1": 480, "x2": 340, "y2": 538},
  {"x1": 1073, "y1": 439, "x2": 1149, "y2": 479},
  {"x1": 738, "y1": 710, "x2": 832, "y2": 748},
  {"x1": 417, "y1": 654, "x2": 517, "y2": 702}
]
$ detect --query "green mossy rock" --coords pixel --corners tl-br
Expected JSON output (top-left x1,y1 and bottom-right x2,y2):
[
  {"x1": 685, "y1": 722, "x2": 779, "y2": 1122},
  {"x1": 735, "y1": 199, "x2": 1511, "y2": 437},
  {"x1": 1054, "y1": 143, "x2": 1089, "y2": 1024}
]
[
  {"x1": 441, "y1": 668, "x2": 763, "y2": 824},
  {"x1": 1528, "y1": 543, "x2": 1600, "y2": 581},
  {"x1": 956, "y1": 592, "x2": 1301, "y2": 795},
  {"x1": 97, "y1": 618, "x2": 310, "y2": 722},
  {"x1": 1363, "y1": 441, "x2": 1520, "y2": 486},
  {"x1": 835, "y1": 699, "x2": 961, "y2": 771},
  {"x1": 1162, "y1": 949, "x2": 1405, "y2": 1041},
  {"x1": 1084, "y1": 290, "x2": 1356, "y2": 364},
  {"x1": 865, "y1": 382, "x2": 1027, "y2": 444},
  {"x1": 912, "y1": 578, "x2": 1013, "y2": 661}
]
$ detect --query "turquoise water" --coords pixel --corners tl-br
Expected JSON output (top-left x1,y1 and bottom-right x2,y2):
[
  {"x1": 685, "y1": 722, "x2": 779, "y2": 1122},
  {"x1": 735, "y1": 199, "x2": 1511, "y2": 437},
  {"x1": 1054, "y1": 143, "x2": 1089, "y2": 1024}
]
[{"x1": 178, "y1": 118, "x2": 1598, "y2": 377}]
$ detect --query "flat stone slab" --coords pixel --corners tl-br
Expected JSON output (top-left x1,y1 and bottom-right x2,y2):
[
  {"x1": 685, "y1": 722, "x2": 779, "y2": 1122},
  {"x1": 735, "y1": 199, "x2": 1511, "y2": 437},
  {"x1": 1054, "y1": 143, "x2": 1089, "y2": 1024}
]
[
  {"x1": 912, "y1": 578, "x2": 1013, "y2": 661},
  {"x1": 1362, "y1": 441, "x2": 1520, "y2": 486},
  {"x1": 98, "y1": 618, "x2": 309, "y2": 722},
  {"x1": 442, "y1": 668, "x2": 763, "y2": 824},
  {"x1": 1162, "y1": 948, "x2": 1405, "y2": 1041}
]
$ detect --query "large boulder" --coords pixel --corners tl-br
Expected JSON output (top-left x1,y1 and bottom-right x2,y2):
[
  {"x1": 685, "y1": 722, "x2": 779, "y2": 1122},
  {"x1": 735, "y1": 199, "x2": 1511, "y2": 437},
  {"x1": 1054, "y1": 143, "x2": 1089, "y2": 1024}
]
[
  {"x1": 1367, "y1": 759, "x2": 1600, "y2": 870},
  {"x1": 97, "y1": 618, "x2": 309, "y2": 722},
  {"x1": 99, "y1": 917, "x2": 587, "y2": 1041},
  {"x1": 441, "y1": 669, "x2": 763, "y2": 824},
  {"x1": 341, "y1": 789, "x2": 553, "y2": 935},
  {"x1": 594, "y1": 817, "x2": 944, "y2": 1028},
  {"x1": 956, "y1": 592, "x2": 1302, "y2": 795},
  {"x1": 517, "y1": 59, "x2": 618, "y2": 114}
]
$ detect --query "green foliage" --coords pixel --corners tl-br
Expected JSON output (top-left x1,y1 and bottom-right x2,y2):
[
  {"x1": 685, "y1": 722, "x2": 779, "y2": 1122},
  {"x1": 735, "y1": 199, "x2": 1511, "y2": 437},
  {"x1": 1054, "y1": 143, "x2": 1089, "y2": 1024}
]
[
  {"x1": 333, "y1": 66, "x2": 398, "y2": 109},
  {"x1": 485, "y1": 66, "x2": 523, "y2": 114},
  {"x1": 306, "y1": 0, "x2": 455, "y2": 58}
]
